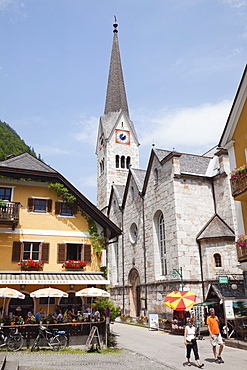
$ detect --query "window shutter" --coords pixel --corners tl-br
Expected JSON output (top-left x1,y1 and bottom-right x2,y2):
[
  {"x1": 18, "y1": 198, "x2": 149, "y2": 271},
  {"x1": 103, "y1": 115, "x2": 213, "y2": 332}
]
[
  {"x1": 12, "y1": 241, "x2": 22, "y2": 262},
  {"x1": 55, "y1": 201, "x2": 61, "y2": 215},
  {"x1": 27, "y1": 198, "x2": 34, "y2": 212},
  {"x1": 47, "y1": 199, "x2": 52, "y2": 212},
  {"x1": 83, "y1": 244, "x2": 91, "y2": 263},
  {"x1": 41, "y1": 243, "x2": 50, "y2": 262},
  {"x1": 57, "y1": 243, "x2": 66, "y2": 263},
  {"x1": 72, "y1": 204, "x2": 78, "y2": 215}
]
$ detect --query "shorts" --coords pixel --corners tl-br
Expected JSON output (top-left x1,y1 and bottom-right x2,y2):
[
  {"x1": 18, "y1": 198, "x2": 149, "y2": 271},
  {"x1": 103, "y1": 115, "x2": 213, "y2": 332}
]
[{"x1": 210, "y1": 333, "x2": 224, "y2": 346}]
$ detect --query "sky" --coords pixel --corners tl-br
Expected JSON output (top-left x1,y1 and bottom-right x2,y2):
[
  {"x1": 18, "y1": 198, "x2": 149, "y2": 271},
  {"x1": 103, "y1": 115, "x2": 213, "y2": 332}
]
[{"x1": 1, "y1": 0, "x2": 247, "y2": 204}]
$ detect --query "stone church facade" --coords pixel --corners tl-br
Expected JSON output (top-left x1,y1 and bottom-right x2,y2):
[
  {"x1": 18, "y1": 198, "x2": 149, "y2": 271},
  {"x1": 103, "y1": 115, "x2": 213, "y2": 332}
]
[{"x1": 96, "y1": 20, "x2": 243, "y2": 319}]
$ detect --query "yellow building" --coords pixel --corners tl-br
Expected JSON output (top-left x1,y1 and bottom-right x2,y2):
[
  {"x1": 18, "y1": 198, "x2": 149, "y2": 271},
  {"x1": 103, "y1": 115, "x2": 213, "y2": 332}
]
[
  {"x1": 219, "y1": 64, "x2": 247, "y2": 287},
  {"x1": 0, "y1": 153, "x2": 121, "y2": 317}
]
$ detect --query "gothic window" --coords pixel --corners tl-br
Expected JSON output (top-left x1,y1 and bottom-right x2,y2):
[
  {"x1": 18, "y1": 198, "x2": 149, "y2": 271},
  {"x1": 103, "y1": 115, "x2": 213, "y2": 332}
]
[
  {"x1": 126, "y1": 156, "x2": 131, "y2": 169},
  {"x1": 114, "y1": 240, "x2": 119, "y2": 282},
  {"x1": 100, "y1": 158, "x2": 105, "y2": 174},
  {"x1": 129, "y1": 223, "x2": 138, "y2": 244},
  {"x1": 131, "y1": 186, "x2": 134, "y2": 200},
  {"x1": 154, "y1": 168, "x2": 159, "y2": 185},
  {"x1": 159, "y1": 213, "x2": 167, "y2": 275},
  {"x1": 121, "y1": 156, "x2": 125, "y2": 168},
  {"x1": 214, "y1": 253, "x2": 222, "y2": 267},
  {"x1": 116, "y1": 155, "x2": 119, "y2": 168},
  {"x1": 113, "y1": 200, "x2": 117, "y2": 212}
]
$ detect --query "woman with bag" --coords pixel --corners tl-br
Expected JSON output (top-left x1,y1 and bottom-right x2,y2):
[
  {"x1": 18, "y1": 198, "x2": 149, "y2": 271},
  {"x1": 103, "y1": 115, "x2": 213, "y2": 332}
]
[{"x1": 184, "y1": 319, "x2": 204, "y2": 367}]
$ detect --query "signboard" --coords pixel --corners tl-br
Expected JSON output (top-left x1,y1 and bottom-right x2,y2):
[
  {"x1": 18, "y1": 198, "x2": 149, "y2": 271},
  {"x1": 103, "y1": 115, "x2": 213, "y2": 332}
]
[
  {"x1": 193, "y1": 306, "x2": 204, "y2": 328},
  {"x1": 224, "y1": 300, "x2": 235, "y2": 320},
  {"x1": 218, "y1": 276, "x2": 228, "y2": 284},
  {"x1": 149, "y1": 314, "x2": 159, "y2": 330},
  {"x1": 85, "y1": 326, "x2": 101, "y2": 348}
]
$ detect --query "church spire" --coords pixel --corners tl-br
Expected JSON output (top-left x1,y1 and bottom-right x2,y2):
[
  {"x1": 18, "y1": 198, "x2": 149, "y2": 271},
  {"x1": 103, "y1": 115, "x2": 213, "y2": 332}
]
[{"x1": 104, "y1": 16, "x2": 129, "y2": 117}]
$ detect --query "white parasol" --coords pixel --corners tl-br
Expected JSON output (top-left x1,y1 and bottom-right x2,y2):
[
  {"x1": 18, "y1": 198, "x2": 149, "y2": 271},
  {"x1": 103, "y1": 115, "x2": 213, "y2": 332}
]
[
  {"x1": 0, "y1": 287, "x2": 25, "y2": 315},
  {"x1": 30, "y1": 287, "x2": 68, "y2": 315}
]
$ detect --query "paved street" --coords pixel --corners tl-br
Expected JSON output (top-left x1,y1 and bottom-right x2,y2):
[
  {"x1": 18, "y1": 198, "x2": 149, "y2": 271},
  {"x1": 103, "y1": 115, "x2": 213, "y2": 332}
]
[
  {"x1": 4, "y1": 322, "x2": 247, "y2": 369},
  {"x1": 113, "y1": 322, "x2": 247, "y2": 369}
]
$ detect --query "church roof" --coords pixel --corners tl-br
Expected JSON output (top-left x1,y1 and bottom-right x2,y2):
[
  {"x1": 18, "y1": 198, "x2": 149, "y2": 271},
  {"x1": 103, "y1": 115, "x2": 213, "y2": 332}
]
[
  {"x1": 153, "y1": 148, "x2": 172, "y2": 162},
  {"x1": 113, "y1": 184, "x2": 125, "y2": 205},
  {"x1": 131, "y1": 168, "x2": 146, "y2": 191},
  {"x1": 180, "y1": 154, "x2": 212, "y2": 175},
  {"x1": 104, "y1": 21, "x2": 129, "y2": 117},
  {"x1": 197, "y1": 214, "x2": 235, "y2": 240}
]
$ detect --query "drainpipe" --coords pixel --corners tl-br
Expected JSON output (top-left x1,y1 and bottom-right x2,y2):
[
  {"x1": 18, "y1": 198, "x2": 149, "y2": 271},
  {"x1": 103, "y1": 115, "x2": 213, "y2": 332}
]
[
  {"x1": 197, "y1": 239, "x2": 205, "y2": 301},
  {"x1": 140, "y1": 193, "x2": 147, "y2": 315},
  {"x1": 120, "y1": 206, "x2": 125, "y2": 314}
]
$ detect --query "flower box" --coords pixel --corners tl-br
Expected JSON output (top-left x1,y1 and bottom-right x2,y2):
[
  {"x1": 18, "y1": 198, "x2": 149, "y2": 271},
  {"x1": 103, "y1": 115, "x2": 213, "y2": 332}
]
[
  {"x1": 230, "y1": 165, "x2": 247, "y2": 200},
  {"x1": 62, "y1": 260, "x2": 86, "y2": 270},
  {"x1": 120, "y1": 315, "x2": 131, "y2": 323},
  {"x1": 18, "y1": 259, "x2": 44, "y2": 271},
  {"x1": 236, "y1": 235, "x2": 247, "y2": 262}
]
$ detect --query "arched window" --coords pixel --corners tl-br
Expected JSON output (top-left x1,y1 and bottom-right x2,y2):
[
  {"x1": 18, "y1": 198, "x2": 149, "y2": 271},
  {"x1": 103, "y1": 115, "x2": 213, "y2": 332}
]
[
  {"x1": 116, "y1": 155, "x2": 119, "y2": 168},
  {"x1": 131, "y1": 186, "x2": 134, "y2": 200},
  {"x1": 126, "y1": 156, "x2": 131, "y2": 169},
  {"x1": 159, "y1": 213, "x2": 167, "y2": 275},
  {"x1": 121, "y1": 156, "x2": 125, "y2": 168},
  {"x1": 214, "y1": 253, "x2": 222, "y2": 267},
  {"x1": 154, "y1": 168, "x2": 159, "y2": 185}
]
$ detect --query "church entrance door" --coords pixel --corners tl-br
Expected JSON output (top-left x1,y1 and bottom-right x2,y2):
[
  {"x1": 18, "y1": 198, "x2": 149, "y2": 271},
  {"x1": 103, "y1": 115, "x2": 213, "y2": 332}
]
[{"x1": 128, "y1": 268, "x2": 141, "y2": 317}]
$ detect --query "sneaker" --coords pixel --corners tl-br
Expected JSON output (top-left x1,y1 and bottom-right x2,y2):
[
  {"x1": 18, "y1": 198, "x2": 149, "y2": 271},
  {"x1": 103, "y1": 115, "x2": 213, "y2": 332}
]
[
  {"x1": 217, "y1": 357, "x2": 224, "y2": 363},
  {"x1": 215, "y1": 358, "x2": 219, "y2": 363}
]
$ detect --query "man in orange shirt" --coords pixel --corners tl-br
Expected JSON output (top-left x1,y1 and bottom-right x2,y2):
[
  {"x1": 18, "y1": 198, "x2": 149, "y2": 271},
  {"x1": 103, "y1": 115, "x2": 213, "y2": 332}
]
[{"x1": 207, "y1": 308, "x2": 224, "y2": 363}]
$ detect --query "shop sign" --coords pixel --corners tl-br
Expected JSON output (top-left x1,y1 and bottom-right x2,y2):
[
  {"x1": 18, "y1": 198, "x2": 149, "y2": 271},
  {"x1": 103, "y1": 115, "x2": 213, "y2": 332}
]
[{"x1": 218, "y1": 276, "x2": 228, "y2": 284}]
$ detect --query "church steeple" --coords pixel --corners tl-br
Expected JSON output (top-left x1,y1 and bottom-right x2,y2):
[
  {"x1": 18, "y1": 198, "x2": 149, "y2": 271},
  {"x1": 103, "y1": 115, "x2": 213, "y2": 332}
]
[{"x1": 104, "y1": 17, "x2": 129, "y2": 117}]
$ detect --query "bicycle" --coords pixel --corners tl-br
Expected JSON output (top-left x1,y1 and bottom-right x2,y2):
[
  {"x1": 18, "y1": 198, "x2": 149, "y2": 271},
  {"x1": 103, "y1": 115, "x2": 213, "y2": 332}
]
[
  {"x1": 31, "y1": 325, "x2": 68, "y2": 351},
  {"x1": 0, "y1": 327, "x2": 23, "y2": 351}
]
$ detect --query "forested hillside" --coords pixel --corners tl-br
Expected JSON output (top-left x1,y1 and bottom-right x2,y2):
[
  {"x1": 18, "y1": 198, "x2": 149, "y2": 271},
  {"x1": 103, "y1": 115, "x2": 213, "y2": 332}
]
[{"x1": 0, "y1": 120, "x2": 37, "y2": 161}]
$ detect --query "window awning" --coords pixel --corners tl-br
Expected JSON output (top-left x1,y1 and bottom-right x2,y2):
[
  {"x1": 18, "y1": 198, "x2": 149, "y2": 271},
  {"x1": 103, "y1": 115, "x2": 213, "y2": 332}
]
[{"x1": 0, "y1": 272, "x2": 109, "y2": 285}]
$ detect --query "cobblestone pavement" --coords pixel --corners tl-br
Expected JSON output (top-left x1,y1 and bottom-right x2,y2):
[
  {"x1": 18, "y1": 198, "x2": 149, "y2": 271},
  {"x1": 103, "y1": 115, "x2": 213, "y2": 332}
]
[{"x1": 6, "y1": 349, "x2": 173, "y2": 370}]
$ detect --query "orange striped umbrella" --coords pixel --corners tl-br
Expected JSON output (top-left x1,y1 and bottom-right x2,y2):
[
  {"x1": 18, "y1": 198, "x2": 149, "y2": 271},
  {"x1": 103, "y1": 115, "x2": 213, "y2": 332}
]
[{"x1": 164, "y1": 291, "x2": 197, "y2": 310}]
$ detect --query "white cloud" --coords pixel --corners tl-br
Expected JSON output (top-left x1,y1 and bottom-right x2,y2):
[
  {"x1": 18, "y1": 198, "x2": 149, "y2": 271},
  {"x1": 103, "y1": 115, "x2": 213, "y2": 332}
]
[
  {"x1": 74, "y1": 115, "x2": 98, "y2": 146},
  {"x1": 136, "y1": 100, "x2": 232, "y2": 153},
  {"x1": 0, "y1": 0, "x2": 24, "y2": 12},
  {"x1": 34, "y1": 145, "x2": 72, "y2": 157},
  {"x1": 221, "y1": 0, "x2": 247, "y2": 8}
]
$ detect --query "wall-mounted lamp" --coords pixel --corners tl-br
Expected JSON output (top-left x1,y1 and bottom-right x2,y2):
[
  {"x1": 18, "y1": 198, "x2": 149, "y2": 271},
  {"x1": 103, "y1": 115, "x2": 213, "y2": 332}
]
[
  {"x1": 69, "y1": 284, "x2": 74, "y2": 290},
  {"x1": 20, "y1": 284, "x2": 26, "y2": 290},
  {"x1": 172, "y1": 267, "x2": 184, "y2": 291}
]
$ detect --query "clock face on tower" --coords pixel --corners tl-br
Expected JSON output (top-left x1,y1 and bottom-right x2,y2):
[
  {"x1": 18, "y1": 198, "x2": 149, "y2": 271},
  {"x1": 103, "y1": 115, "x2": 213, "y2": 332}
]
[{"x1": 115, "y1": 129, "x2": 130, "y2": 145}]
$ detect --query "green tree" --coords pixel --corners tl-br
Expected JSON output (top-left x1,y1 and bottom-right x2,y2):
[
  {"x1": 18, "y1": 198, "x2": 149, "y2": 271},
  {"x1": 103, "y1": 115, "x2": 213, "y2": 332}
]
[{"x1": 94, "y1": 297, "x2": 120, "y2": 321}]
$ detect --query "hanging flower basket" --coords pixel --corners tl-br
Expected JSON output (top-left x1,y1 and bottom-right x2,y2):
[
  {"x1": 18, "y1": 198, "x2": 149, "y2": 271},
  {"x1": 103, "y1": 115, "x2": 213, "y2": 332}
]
[
  {"x1": 62, "y1": 260, "x2": 86, "y2": 270},
  {"x1": 18, "y1": 259, "x2": 44, "y2": 271},
  {"x1": 236, "y1": 235, "x2": 247, "y2": 248}
]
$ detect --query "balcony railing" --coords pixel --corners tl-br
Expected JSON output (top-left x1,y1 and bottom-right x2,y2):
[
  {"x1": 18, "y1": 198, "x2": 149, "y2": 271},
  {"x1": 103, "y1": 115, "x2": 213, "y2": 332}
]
[
  {"x1": 236, "y1": 244, "x2": 247, "y2": 263},
  {"x1": 0, "y1": 201, "x2": 20, "y2": 229},
  {"x1": 230, "y1": 169, "x2": 247, "y2": 201}
]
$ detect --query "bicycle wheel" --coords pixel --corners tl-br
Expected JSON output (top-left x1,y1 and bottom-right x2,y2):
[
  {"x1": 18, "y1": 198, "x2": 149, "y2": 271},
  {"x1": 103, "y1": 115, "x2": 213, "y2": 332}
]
[
  {"x1": 30, "y1": 336, "x2": 39, "y2": 352},
  {"x1": 7, "y1": 334, "x2": 23, "y2": 352},
  {"x1": 50, "y1": 334, "x2": 68, "y2": 351}
]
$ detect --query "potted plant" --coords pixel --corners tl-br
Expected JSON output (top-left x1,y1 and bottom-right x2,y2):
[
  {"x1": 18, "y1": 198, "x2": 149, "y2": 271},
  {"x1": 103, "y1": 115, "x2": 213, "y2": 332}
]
[
  {"x1": 62, "y1": 260, "x2": 86, "y2": 270},
  {"x1": 18, "y1": 258, "x2": 44, "y2": 271},
  {"x1": 230, "y1": 165, "x2": 247, "y2": 179}
]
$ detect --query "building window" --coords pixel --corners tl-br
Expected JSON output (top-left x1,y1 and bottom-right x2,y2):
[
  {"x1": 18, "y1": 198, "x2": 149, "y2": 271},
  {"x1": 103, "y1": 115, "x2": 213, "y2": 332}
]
[
  {"x1": 116, "y1": 155, "x2": 119, "y2": 168},
  {"x1": 23, "y1": 242, "x2": 40, "y2": 260},
  {"x1": 154, "y1": 168, "x2": 159, "y2": 185},
  {"x1": 114, "y1": 240, "x2": 119, "y2": 282},
  {"x1": 159, "y1": 213, "x2": 167, "y2": 275},
  {"x1": 214, "y1": 253, "x2": 222, "y2": 267},
  {"x1": 12, "y1": 241, "x2": 50, "y2": 263},
  {"x1": 55, "y1": 202, "x2": 77, "y2": 217},
  {"x1": 131, "y1": 186, "x2": 135, "y2": 200},
  {"x1": 129, "y1": 223, "x2": 138, "y2": 244},
  {"x1": 121, "y1": 156, "x2": 125, "y2": 168},
  {"x1": 28, "y1": 198, "x2": 52, "y2": 213},
  {"x1": 0, "y1": 187, "x2": 12, "y2": 201},
  {"x1": 57, "y1": 243, "x2": 91, "y2": 263},
  {"x1": 126, "y1": 156, "x2": 131, "y2": 169}
]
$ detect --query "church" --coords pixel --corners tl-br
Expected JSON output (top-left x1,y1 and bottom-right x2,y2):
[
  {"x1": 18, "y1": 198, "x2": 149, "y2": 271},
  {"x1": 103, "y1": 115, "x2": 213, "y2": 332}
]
[{"x1": 96, "y1": 20, "x2": 243, "y2": 319}]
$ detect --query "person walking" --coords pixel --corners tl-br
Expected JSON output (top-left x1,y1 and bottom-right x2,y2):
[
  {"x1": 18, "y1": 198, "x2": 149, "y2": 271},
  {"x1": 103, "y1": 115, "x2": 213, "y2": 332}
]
[
  {"x1": 207, "y1": 308, "x2": 224, "y2": 363},
  {"x1": 184, "y1": 319, "x2": 204, "y2": 368}
]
